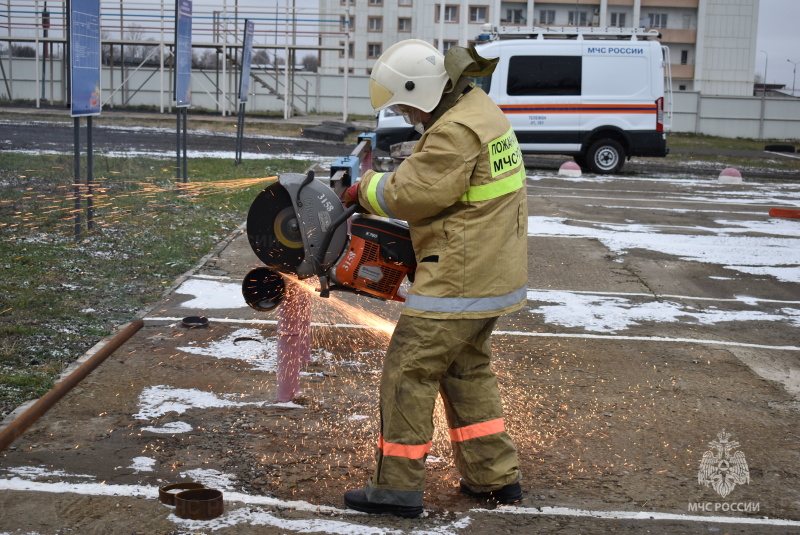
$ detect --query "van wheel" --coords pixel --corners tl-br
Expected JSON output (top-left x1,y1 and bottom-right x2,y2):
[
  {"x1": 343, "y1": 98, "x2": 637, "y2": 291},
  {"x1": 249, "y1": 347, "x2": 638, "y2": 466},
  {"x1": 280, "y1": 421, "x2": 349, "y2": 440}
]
[{"x1": 587, "y1": 139, "x2": 624, "y2": 174}]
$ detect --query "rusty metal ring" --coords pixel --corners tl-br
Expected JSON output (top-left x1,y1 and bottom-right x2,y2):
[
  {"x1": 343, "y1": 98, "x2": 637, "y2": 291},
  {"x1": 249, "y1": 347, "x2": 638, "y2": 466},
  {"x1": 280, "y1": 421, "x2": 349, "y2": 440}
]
[
  {"x1": 158, "y1": 482, "x2": 206, "y2": 506},
  {"x1": 175, "y1": 488, "x2": 224, "y2": 520},
  {"x1": 181, "y1": 316, "x2": 209, "y2": 328}
]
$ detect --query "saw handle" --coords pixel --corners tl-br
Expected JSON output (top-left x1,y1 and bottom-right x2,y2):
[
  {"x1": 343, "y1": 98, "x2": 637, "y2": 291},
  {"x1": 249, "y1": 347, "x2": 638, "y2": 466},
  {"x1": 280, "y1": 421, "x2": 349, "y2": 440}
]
[
  {"x1": 314, "y1": 203, "x2": 359, "y2": 272},
  {"x1": 295, "y1": 170, "x2": 316, "y2": 207}
]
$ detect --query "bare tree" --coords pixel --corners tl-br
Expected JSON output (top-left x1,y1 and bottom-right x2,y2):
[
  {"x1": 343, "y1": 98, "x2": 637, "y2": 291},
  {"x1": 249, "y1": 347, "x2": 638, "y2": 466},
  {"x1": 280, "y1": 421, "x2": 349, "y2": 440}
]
[
  {"x1": 194, "y1": 49, "x2": 220, "y2": 69},
  {"x1": 252, "y1": 49, "x2": 270, "y2": 67},
  {"x1": 301, "y1": 53, "x2": 318, "y2": 72},
  {"x1": 125, "y1": 24, "x2": 145, "y2": 62}
]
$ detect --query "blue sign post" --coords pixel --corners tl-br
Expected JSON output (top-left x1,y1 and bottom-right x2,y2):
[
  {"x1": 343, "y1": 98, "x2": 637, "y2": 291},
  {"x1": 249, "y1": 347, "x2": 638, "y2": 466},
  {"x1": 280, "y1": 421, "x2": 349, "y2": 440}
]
[
  {"x1": 235, "y1": 20, "x2": 255, "y2": 165},
  {"x1": 174, "y1": 0, "x2": 192, "y2": 107},
  {"x1": 174, "y1": 0, "x2": 192, "y2": 182},
  {"x1": 68, "y1": 0, "x2": 101, "y2": 240},
  {"x1": 239, "y1": 20, "x2": 255, "y2": 103},
  {"x1": 69, "y1": 0, "x2": 101, "y2": 117}
]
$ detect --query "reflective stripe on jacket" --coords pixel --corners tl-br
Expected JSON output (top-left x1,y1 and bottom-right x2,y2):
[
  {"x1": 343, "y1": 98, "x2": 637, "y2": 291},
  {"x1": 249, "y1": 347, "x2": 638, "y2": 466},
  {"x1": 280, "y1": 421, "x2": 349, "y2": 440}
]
[{"x1": 358, "y1": 87, "x2": 528, "y2": 319}]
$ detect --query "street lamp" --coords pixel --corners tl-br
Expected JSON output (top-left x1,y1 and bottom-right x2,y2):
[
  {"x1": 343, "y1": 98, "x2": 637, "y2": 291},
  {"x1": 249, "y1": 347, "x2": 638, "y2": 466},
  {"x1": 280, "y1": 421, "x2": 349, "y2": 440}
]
[
  {"x1": 787, "y1": 59, "x2": 799, "y2": 95},
  {"x1": 759, "y1": 50, "x2": 768, "y2": 96}
]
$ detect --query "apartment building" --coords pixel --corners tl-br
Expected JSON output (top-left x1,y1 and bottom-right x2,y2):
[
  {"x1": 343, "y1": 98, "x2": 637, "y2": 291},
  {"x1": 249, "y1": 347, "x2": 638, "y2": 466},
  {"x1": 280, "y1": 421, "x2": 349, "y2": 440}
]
[{"x1": 317, "y1": 0, "x2": 760, "y2": 96}]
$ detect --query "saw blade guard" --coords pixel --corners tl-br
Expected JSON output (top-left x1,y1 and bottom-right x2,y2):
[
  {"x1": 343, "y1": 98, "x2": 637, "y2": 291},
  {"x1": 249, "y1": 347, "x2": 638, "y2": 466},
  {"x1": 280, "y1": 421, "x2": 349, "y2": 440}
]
[
  {"x1": 246, "y1": 172, "x2": 349, "y2": 278},
  {"x1": 242, "y1": 267, "x2": 286, "y2": 311}
]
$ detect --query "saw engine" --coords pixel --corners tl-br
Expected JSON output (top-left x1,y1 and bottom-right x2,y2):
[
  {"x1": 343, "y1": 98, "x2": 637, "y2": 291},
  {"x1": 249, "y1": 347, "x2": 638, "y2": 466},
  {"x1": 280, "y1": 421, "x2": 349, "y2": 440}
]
[{"x1": 243, "y1": 172, "x2": 416, "y2": 311}]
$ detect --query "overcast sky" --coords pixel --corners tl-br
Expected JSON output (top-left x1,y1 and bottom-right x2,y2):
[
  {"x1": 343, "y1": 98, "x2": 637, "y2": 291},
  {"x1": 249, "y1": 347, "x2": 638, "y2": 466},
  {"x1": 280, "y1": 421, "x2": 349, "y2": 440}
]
[{"x1": 756, "y1": 0, "x2": 800, "y2": 89}]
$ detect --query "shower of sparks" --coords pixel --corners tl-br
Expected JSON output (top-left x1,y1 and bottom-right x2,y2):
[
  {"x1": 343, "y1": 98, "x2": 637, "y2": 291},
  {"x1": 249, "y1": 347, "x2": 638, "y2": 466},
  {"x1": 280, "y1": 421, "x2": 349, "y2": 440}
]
[
  {"x1": 292, "y1": 278, "x2": 397, "y2": 338},
  {"x1": 2, "y1": 171, "x2": 277, "y2": 240}
]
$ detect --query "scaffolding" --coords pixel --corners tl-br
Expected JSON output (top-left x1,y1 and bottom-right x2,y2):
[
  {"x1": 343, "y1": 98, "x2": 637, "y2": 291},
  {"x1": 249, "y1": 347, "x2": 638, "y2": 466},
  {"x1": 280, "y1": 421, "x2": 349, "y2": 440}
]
[{"x1": 0, "y1": 0, "x2": 350, "y2": 117}]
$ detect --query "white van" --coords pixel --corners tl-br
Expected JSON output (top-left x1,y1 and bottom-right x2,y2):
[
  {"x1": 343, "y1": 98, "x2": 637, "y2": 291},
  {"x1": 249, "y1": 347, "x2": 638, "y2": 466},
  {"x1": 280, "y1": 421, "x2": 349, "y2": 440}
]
[{"x1": 474, "y1": 27, "x2": 671, "y2": 174}]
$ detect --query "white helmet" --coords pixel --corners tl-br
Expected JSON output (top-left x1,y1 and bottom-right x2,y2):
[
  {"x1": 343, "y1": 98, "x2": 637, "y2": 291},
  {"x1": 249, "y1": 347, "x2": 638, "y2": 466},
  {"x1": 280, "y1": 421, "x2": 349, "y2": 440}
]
[{"x1": 369, "y1": 39, "x2": 449, "y2": 113}]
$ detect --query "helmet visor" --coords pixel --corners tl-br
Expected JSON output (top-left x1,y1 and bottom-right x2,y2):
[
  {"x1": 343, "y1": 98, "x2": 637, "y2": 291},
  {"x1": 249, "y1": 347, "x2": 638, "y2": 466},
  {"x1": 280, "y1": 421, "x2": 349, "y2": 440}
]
[{"x1": 369, "y1": 78, "x2": 394, "y2": 111}]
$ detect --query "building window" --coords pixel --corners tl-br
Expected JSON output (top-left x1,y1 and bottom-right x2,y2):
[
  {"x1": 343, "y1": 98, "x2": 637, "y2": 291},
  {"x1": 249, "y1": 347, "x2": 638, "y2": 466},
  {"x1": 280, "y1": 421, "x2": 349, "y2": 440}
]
[
  {"x1": 369, "y1": 0, "x2": 382, "y2": 4},
  {"x1": 339, "y1": 67, "x2": 355, "y2": 74},
  {"x1": 679, "y1": 85, "x2": 687, "y2": 91},
  {"x1": 648, "y1": 13, "x2": 668, "y2": 29},
  {"x1": 446, "y1": 5, "x2": 458, "y2": 22},
  {"x1": 368, "y1": 43, "x2": 382, "y2": 58},
  {"x1": 340, "y1": 0, "x2": 355, "y2": 4},
  {"x1": 680, "y1": 50, "x2": 688, "y2": 65},
  {"x1": 470, "y1": 6, "x2": 487, "y2": 24},
  {"x1": 435, "y1": 4, "x2": 459, "y2": 23},
  {"x1": 503, "y1": 8, "x2": 524, "y2": 24},
  {"x1": 340, "y1": 15, "x2": 353, "y2": 31},
  {"x1": 443, "y1": 40, "x2": 457, "y2": 52},
  {"x1": 568, "y1": 11, "x2": 587, "y2": 26},
  {"x1": 398, "y1": 17, "x2": 412, "y2": 32},
  {"x1": 398, "y1": 0, "x2": 412, "y2": 5},
  {"x1": 339, "y1": 41, "x2": 354, "y2": 58},
  {"x1": 610, "y1": 12, "x2": 626, "y2": 27},
  {"x1": 368, "y1": 16, "x2": 383, "y2": 32},
  {"x1": 539, "y1": 10, "x2": 555, "y2": 25}
]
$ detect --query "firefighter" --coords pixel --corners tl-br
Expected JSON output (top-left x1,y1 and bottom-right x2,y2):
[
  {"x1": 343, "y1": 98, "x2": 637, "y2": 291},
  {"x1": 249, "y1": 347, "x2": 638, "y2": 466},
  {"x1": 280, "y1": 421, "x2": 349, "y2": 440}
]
[{"x1": 343, "y1": 39, "x2": 528, "y2": 518}]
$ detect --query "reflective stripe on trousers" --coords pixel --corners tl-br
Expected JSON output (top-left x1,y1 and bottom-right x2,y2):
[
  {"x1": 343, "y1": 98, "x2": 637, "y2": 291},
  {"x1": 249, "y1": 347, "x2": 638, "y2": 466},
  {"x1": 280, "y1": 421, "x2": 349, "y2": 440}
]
[{"x1": 365, "y1": 314, "x2": 521, "y2": 507}]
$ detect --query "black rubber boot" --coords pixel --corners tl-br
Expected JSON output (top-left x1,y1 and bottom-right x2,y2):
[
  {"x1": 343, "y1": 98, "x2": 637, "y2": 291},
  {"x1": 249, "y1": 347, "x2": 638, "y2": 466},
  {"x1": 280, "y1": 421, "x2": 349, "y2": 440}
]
[
  {"x1": 459, "y1": 479, "x2": 523, "y2": 504},
  {"x1": 343, "y1": 489, "x2": 423, "y2": 518}
]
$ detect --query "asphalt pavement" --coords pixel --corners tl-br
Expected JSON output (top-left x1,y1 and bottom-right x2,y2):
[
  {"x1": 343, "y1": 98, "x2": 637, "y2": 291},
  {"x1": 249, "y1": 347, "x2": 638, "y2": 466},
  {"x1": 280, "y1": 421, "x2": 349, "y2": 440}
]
[
  {"x1": 2, "y1": 104, "x2": 800, "y2": 533},
  {"x1": 1, "y1": 163, "x2": 799, "y2": 533}
]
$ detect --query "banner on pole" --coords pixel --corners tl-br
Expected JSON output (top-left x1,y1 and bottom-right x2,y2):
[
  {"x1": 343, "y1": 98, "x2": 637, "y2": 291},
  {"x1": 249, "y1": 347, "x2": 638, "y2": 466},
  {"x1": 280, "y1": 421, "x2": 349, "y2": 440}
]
[
  {"x1": 239, "y1": 20, "x2": 255, "y2": 103},
  {"x1": 174, "y1": 0, "x2": 193, "y2": 108},
  {"x1": 69, "y1": 0, "x2": 101, "y2": 117}
]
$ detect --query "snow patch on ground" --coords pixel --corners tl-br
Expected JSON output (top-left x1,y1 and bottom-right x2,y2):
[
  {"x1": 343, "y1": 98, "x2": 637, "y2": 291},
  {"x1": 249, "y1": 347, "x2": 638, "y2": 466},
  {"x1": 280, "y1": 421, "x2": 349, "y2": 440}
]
[
  {"x1": 141, "y1": 421, "x2": 194, "y2": 434},
  {"x1": 527, "y1": 290, "x2": 800, "y2": 333},
  {"x1": 128, "y1": 457, "x2": 157, "y2": 473},
  {"x1": 179, "y1": 468, "x2": 239, "y2": 491},
  {"x1": 528, "y1": 216, "x2": 800, "y2": 283},
  {"x1": 177, "y1": 278, "x2": 247, "y2": 309},
  {"x1": 178, "y1": 327, "x2": 278, "y2": 371},
  {"x1": 133, "y1": 385, "x2": 271, "y2": 420}
]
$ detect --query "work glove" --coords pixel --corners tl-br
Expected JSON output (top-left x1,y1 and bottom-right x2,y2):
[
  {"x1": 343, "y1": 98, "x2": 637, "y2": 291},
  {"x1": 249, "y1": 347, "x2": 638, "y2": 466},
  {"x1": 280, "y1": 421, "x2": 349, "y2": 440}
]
[{"x1": 344, "y1": 183, "x2": 360, "y2": 208}]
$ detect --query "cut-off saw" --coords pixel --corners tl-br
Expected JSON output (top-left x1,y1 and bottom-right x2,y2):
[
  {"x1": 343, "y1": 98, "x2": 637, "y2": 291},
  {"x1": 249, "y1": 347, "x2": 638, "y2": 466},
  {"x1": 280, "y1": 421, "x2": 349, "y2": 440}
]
[{"x1": 242, "y1": 171, "x2": 416, "y2": 311}]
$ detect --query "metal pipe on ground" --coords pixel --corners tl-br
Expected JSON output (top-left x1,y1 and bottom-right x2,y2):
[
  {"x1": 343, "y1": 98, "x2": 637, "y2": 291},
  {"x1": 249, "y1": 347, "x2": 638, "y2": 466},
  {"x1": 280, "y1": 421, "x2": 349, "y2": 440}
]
[{"x1": 0, "y1": 319, "x2": 144, "y2": 452}]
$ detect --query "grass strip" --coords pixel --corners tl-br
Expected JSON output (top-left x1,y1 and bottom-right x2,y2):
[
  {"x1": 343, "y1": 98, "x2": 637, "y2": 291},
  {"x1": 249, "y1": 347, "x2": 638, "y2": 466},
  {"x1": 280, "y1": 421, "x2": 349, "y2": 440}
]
[{"x1": 0, "y1": 152, "x2": 311, "y2": 418}]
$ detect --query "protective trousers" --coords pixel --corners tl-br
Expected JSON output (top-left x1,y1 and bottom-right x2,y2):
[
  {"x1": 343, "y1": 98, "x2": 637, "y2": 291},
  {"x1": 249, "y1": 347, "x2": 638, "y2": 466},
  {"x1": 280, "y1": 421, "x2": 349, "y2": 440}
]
[{"x1": 364, "y1": 314, "x2": 521, "y2": 506}]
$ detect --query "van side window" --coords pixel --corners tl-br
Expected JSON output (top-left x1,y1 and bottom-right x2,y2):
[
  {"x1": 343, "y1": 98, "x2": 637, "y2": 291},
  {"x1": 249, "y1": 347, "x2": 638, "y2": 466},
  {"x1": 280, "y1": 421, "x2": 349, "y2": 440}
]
[
  {"x1": 469, "y1": 75, "x2": 492, "y2": 94},
  {"x1": 507, "y1": 56, "x2": 581, "y2": 96}
]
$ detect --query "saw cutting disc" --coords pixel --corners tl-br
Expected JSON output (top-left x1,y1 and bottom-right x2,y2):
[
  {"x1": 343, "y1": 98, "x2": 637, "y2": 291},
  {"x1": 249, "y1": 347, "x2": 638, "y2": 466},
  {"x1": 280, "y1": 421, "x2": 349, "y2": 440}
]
[{"x1": 246, "y1": 182, "x2": 305, "y2": 273}]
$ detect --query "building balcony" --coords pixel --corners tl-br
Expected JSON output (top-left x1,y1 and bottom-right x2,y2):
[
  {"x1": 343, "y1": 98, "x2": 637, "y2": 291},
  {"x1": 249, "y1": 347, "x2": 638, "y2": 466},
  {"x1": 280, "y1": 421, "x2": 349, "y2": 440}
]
[
  {"x1": 656, "y1": 29, "x2": 697, "y2": 44},
  {"x1": 642, "y1": 0, "x2": 698, "y2": 7},
  {"x1": 671, "y1": 64, "x2": 695, "y2": 79}
]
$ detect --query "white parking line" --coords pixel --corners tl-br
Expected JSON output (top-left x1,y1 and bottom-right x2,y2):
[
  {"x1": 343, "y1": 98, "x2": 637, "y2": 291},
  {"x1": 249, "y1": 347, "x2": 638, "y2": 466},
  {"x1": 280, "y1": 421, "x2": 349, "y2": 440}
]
[
  {"x1": 1, "y1": 478, "x2": 798, "y2": 530},
  {"x1": 494, "y1": 330, "x2": 800, "y2": 351},
  {"x1": 529, "y1": 288, "x2": 800, "y2": 306},
  {"x1": 765, "y1": 150, "x2": 800, "y2": 160},
  {"x1": 143, "y1": 317, "x2": 800, "y2": 352}
]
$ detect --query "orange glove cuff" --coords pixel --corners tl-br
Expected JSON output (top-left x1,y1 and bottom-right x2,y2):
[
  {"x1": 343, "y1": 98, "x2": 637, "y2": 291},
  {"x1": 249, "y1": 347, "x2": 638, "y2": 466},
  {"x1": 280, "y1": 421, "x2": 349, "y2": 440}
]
[{"x1": 344, "y1": 183, "x2": 360, "y2": 207}]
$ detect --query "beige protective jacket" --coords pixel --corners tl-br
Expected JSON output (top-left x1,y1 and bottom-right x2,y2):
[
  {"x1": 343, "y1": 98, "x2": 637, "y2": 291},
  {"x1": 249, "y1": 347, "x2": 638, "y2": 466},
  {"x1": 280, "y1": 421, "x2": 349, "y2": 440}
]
[{"x1": 358, "y1": 86, "x2": 528, "y2": 319}]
